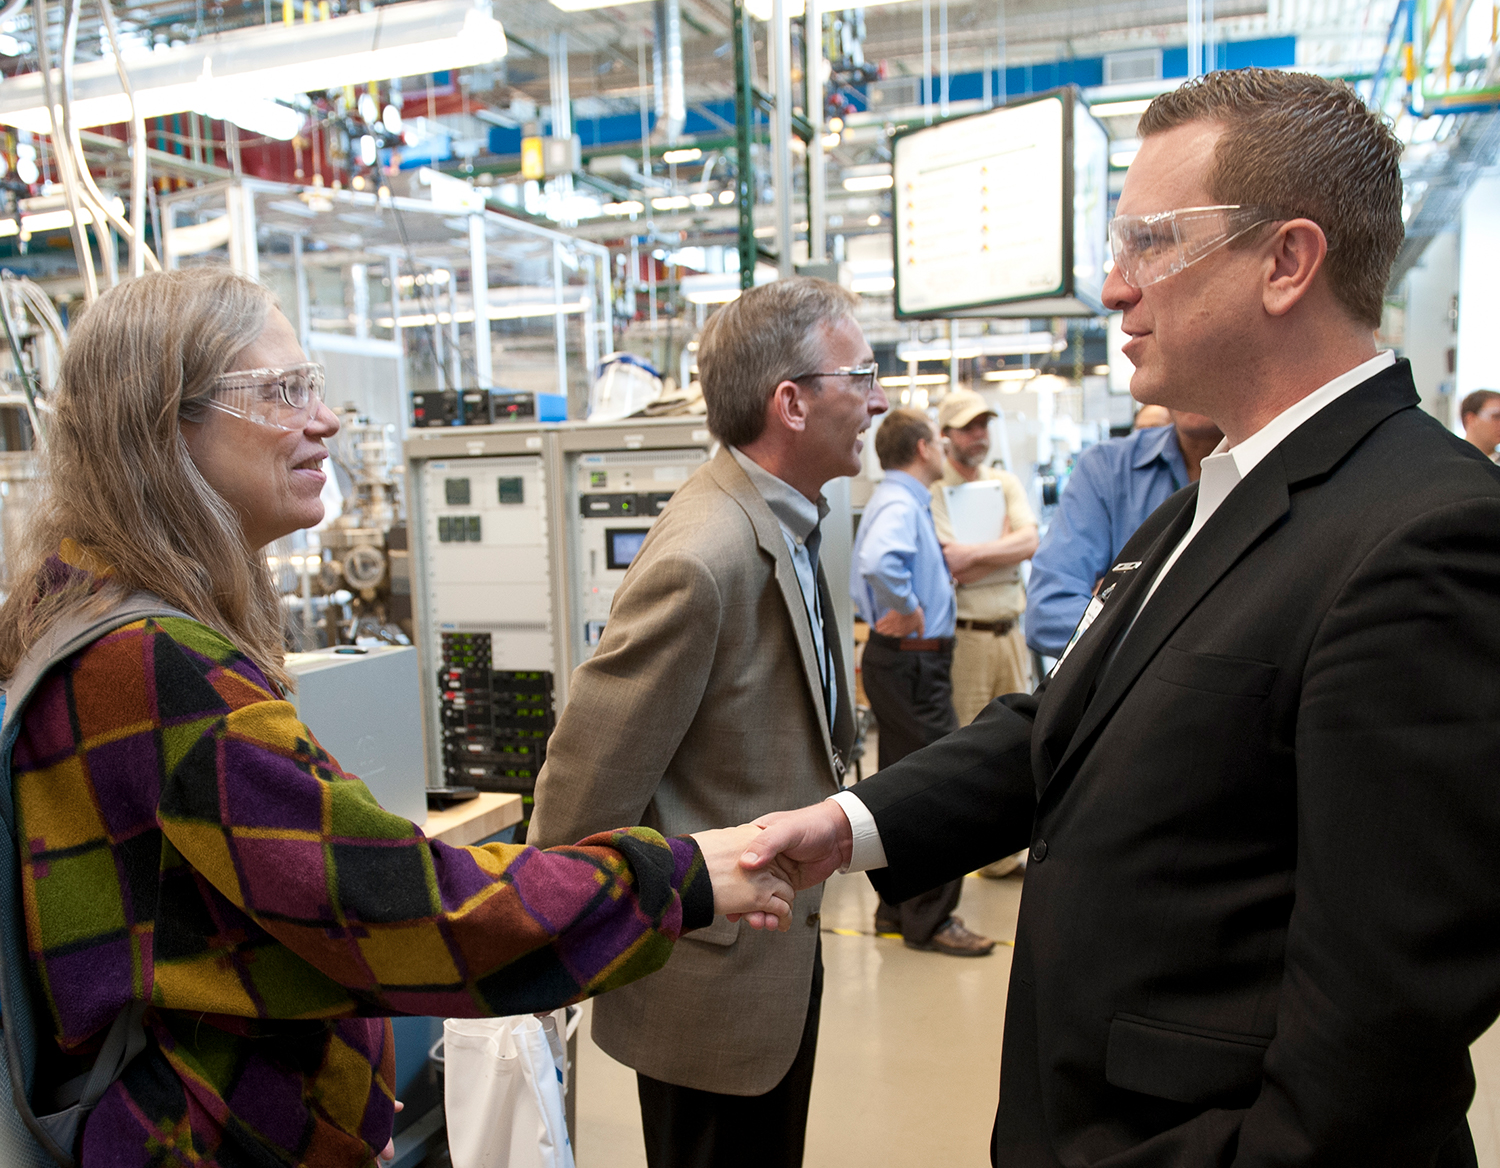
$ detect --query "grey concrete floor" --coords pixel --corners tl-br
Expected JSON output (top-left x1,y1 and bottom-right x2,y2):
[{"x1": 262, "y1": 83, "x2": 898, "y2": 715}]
[
  {"x1": 573, "y1": 867, "x2": 1022, "y2": 1167},
  {"x1": 572, "y1": 869, "x2": 1500, "y2": 1168}
]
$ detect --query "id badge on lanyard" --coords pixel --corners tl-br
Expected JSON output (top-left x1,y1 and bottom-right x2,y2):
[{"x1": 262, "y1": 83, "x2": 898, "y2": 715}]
[{"x1": 1052, "y1": 559, "x2": 1143, "y2": 674}]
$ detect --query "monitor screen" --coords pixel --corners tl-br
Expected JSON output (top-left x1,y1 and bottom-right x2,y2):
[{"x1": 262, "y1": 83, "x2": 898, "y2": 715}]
[{"x1": 606, "y1": 528, "x2": 649, "y2": 570}]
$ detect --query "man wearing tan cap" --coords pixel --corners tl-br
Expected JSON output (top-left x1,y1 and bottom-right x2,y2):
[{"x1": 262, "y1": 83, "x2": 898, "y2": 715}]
[{"x1": 929, "y1": 389, "x2": 1040, "y2": 726}]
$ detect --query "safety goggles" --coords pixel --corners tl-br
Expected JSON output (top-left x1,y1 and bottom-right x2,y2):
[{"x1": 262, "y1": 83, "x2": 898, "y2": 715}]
[
  {"x1": 790, "y1": 362, "x2": 880, "y2": 394},
  {"x1": 1108, "y1": 204, "x2": 1281, "y2": 289},
  {"x1": 207, "y1": 362, "x2": 326, "y2": 430}
]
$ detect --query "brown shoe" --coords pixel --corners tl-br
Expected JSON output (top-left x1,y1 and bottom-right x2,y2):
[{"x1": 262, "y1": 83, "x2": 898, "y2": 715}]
[{"x1": 907, "y1": 916, "x2": 995, "y2": 956}]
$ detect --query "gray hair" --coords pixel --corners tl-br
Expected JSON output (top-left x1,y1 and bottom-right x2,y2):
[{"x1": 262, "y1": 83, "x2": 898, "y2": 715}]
[{"x1": 697, "y1": 277, "x2": 860, "y2": 448}]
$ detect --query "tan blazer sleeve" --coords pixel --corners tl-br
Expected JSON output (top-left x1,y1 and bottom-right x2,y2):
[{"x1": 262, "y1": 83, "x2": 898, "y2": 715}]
[{"x1": 528, "y1": 546, "x2": 722, "y2": 848}]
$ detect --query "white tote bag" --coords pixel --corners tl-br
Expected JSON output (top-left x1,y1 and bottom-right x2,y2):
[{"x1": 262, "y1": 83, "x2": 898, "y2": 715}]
[{"x1": 442, "y1": 1012, "x2": 575, "y2": 1168}]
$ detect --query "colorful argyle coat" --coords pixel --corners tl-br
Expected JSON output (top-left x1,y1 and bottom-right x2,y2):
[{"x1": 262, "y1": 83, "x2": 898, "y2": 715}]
[{"x1": 14, "y1": 610, "x2": 713, "y2": 1166}]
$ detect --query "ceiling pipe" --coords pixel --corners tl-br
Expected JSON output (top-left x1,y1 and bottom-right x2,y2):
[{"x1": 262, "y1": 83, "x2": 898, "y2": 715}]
[{"x1": 651, "y1": 0, "x2": 686, "y2": 143}]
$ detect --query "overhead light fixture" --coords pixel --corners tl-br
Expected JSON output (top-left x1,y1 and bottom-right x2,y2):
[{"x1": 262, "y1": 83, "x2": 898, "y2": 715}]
[
  {"x1": 879, "y1": 373, "x2": 951, "y2": 387},
  {"x1": 1088, "y1": 97, "x2": 1154, "y2": 118},
  {"x1": 1110, "y1": 148, "x2": 1140, "y2": 169},
  {"x1": 982, "y1": 367, "x2": 1040, "y2": 381},
  {"x1": 718, "y1": 189, "x2": 735, "y2": 204},
  {"x1": 747, "y1": 0, "x2": 913, "y2": 17},
  {"x1": 681, "y1": 269, "x2": 776, "y2": 304},
  {"x1": 0, "y1": 195, "x2": 126, "y2": 237},
  {"x1": 689, "y1": 192, "x2": 716, "y2": 207},
  {"x1": 662, "y1": 147, "x2": 702, "y2": 164},
  {"x1": 897, "y1": 334, "x2": 1061, "y2": 361},
  {"x1": 0, "y1": 33, "x2": 27, "y2": 56},
  {"x1": 843, "y1": 174, "x2": 893, "y2": 192},
  {"x1": 651, "y1": 195, "x2": 691, "y2": 210},
  {"x1": 603, "y1": 200, "x2": 644, "y2": 215},
  {"x1": 0, "y1": 0, "x2": 505, "y2": 133},
  {"x1": 548, "y1": 0, "x2": 650, "y2": 10},
  {"x1": 850, "y1": 275, "x2": 895, "y2": 294}
]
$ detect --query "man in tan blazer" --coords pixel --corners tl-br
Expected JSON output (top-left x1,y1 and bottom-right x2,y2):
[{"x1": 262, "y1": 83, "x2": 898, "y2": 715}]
[{"x1": 529, "y1": 277, "x2": 884, "y2": 1168}]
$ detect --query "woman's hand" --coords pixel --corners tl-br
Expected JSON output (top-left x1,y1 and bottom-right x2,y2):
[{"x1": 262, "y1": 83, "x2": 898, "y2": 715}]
[{"x1": 689, "y1": 824, "x2": 796, "y2": 931}]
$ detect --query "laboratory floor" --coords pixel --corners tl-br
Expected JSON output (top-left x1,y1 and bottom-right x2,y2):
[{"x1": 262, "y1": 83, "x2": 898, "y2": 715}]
[{"x1": 573, "y1": 862, "x2": 1500, "y2": 1168}]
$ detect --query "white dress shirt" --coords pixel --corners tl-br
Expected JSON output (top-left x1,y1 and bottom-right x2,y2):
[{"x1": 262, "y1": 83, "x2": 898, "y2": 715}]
[
  {"x1": 729, "y1": 447, "x2": 837, "y2": 719},
  {"x1": 831, "y1": 349, "x2": 1397, "y2": 873}
]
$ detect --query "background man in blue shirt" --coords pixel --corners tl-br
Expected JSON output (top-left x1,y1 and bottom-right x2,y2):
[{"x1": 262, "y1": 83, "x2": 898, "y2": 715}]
[
  {"x1": 852, "y1": 407, "x2": 994, "y2": 957},
  {"x1": 1025, "y1": 409, "x2": 1220, "y2": 657}
]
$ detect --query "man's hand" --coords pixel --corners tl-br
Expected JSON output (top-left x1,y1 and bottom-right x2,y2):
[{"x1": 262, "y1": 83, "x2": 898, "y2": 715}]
[
  {"x1": 874, "y1": 605, "x2": 925, "y2": 637},
  {"x1": 689, "y1": 824, "x2": 795, "y2": 931},
  {"x1": 942, "y1": 541, "x2": 986, "y2": 582},
  {"x1": 734, "y1": 802, "x2": 854, "y2": 931}
]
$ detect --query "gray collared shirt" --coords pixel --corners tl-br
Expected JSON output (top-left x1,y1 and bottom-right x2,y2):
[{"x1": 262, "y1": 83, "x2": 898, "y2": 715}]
[{"x1": 730, "y1": 446, "x2": 837, "y2": 719}]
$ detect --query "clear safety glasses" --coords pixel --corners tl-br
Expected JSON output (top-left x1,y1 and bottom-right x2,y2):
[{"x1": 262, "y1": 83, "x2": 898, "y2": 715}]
[
  {"x1": 791, "y1": 362, "x2": 880, "y2": 394},
  {"x1": 1108, "y1": 204, "x2": 1280, "y2": 289},
  {"x1": 207, "y1": 363, "x2": 327, "y2": 431}
]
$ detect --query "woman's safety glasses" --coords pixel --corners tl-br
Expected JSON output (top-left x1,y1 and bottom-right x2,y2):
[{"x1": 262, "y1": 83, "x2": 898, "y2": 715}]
[
  {"x1": 208, "y1": 363, "x2": 327, "y2": 431},
  {"x1": 1107, "y1": 205, "x2": 1280, "y2": 289}
]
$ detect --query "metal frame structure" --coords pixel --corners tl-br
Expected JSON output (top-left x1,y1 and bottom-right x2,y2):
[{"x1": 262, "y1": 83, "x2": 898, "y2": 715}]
[{"x1": 157, "y1": 177, "x2": 613, "y2": 430}]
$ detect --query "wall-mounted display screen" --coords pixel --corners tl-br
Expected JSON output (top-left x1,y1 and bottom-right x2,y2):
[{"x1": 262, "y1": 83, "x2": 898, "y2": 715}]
[
  {"x1": 892, "y1": 87, "x2": 1109, "y2": 319},
  {"x1": 605, "y1": 528, "x2": 649, "y2": 570}
]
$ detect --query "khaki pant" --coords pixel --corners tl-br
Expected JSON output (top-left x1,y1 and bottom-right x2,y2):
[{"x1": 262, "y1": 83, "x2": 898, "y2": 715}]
[{"x1": 951, "y1": 621, "x2": 1032, "y2": 727}]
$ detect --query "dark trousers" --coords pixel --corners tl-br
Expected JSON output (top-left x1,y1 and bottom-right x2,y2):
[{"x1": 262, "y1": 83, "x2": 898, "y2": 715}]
[
  {"x1": 861, "y1": 636, "x2": 963, "y2": 945},
  {"x1": 636, "y1": 941, "x2": 823, "y2": 1168}
]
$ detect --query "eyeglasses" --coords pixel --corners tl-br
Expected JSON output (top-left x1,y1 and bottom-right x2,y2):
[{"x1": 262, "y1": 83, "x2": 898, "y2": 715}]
[
  {"x1": 207, "y1": 363, "x2": 326, "y2": 430},
  {"x1": 1108, "y1": 204, "x2": 1281, "y2": 289},
  {"x1": 790, "y1": 362, "x2": 880, "y2": 394}
]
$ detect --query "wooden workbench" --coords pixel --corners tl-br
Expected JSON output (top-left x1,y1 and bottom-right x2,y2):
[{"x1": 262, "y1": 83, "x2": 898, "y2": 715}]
[{"x1": 422, "y1": 791, "x2": 525, "y2": 846}]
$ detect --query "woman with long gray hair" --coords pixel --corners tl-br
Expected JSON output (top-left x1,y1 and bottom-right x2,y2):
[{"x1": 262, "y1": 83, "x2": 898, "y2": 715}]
[{"x1": 0, "y1": 267, "x2": 792, "y2": 1166}]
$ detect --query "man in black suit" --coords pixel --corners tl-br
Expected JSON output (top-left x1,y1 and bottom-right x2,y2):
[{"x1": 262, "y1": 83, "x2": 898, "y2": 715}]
[{"x1": 738, "y1": 68, "x2": 1500, "y2": 1166}]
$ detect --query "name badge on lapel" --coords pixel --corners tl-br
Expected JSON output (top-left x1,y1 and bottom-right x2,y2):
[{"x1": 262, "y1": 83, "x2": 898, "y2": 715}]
[{"x1": 1052, "y1": 560, "x2": 1144, "y2": 673}]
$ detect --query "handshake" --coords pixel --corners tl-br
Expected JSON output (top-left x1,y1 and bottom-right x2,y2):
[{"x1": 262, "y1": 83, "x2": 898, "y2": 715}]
[{"x1": 688, "y1": 801, "x2": 855, "y2": 931}]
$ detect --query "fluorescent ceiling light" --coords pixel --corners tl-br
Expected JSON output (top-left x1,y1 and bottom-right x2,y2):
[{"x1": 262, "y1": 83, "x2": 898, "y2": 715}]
[
  {"x1": 850, "y1": 275, "x2": 895, "y2": 294},
  {"x1": 747, "y1": 0, "x2": 913, "y2": 16},
  {"x1": 0, "y1": 0, "x2": 506, "y2": 133},
  {"x1": 651, "y1": 195, "x2": 691, "y2": 210},
  {"x1": 603, "y1": 200, "x2": 644, "y2": 215},
  {"x1": 983, "y1": 367, "x2": 1040, "y2": 381},
  {"x1": 843, "y1": 174, "x2": 894, "y2": 192},
  {"x1": 879, "y1": 373, "x2": 951, "y2": 387},
  {"x1": 377, "y1": 299, "x2": 588, "y2": 328},
  {"x1": 4, "y1": 196, "x2": 124, "y2": 236},
  {"x1": 718, "y1": 190, "x2": 735, "y2": 204},
  {"x1": 662, "y1": 147, "x2": 702, "y2": 164},
  {"x1": 689, "y1": 192, "x2": 716, "y2": 207},
  {"x1": 682, "y1": 270, "x2": 775, "y2": 304},
  {"x1": 548, "y1": 0, "x2": 650, "y2": 10},
  {"x1": 1089, "y1": 98, "x2": 1154, "y2": 118},
  {"x1": 1110, "y1": 149, "x2": 1140, "y2": 169},
  {"x1": 897, "y1": 334, "x2": 1060, "y2": 361}
]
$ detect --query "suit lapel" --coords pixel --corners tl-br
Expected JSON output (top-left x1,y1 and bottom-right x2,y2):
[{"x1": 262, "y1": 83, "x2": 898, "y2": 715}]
[
  {"x1": 1032, "y1": 494, "x2": 1195, "y2": 787},
  {"x1": 709, "y1": 450, "x2": 844, "y2": 786},
  {"x1": 1047, "y1": 458, "x2": 1291, "y2": 788},
  {"x1": 1041, "y1": 361, "x2": 1421, "y2": 795}
]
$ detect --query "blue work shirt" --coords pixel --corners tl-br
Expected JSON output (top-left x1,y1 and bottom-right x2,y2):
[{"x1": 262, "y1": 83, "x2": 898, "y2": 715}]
[
  {"x1": 1025, "y1": 424, "x2": 1191, "y2": 656},
  {"x1": 852, "y1": 470, "x2": 956, "y2": 638}
]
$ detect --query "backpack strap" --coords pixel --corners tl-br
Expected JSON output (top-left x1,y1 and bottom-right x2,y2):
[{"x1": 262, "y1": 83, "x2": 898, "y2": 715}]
[{"x1": 0, "y1": 593, "x2": 190, "y2": 1168}]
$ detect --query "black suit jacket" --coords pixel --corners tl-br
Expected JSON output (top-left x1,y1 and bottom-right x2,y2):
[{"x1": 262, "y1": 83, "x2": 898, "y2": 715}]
[{"x1": 855, "y1": 361, "x2": 1500, "y2": 1166}]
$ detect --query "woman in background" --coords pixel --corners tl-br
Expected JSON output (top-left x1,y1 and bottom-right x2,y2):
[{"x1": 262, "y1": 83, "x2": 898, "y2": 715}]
[{"x1": 0, "y1": 268, "x2": 790, "y2": 1166}]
